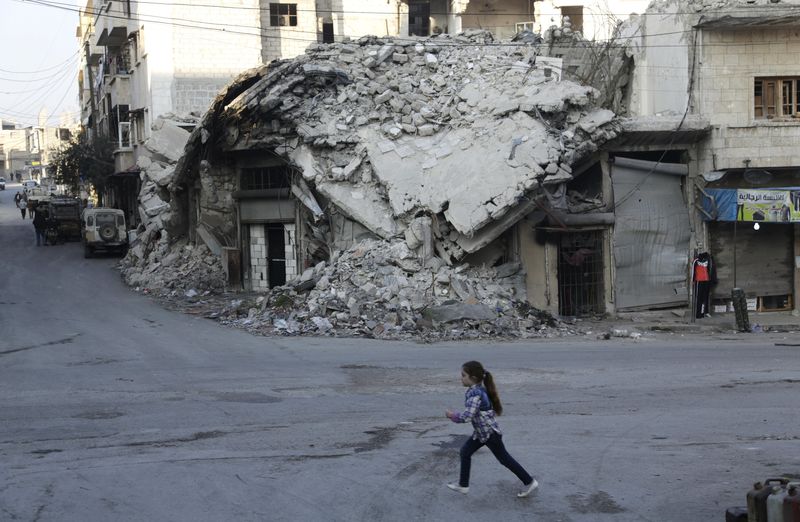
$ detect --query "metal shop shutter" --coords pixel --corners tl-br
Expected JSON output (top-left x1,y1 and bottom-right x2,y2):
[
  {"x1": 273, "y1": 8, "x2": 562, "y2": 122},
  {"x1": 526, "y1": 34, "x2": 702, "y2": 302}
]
[
  {"x1": 612, "y1": 157, "x2": 691, "y2": 310},
  {"x1": 708, "y1": 222, "x2": 793, "y2": 299}
]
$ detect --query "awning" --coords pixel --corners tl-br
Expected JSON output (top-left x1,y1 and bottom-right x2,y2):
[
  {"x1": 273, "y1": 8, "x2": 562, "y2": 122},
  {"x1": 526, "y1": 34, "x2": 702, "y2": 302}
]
[
  {"x1": 609, "y1": 115, "x2": 711, "y2": 148},
  {"x1": 700, "y1": 187, "x2": 800, "y2": 222},
  {"x1": 696, "y1": 8, "x2": 800, "y2": 29},
  {"x1": 96, "y1": 26, "x2": 129, "y2": 47}
]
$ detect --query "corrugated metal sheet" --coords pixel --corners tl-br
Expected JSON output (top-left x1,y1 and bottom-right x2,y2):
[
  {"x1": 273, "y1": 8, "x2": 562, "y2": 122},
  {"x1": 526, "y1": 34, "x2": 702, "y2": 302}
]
[{"x1": 612, "y1": 157, "x2": 690, "y2": 310}]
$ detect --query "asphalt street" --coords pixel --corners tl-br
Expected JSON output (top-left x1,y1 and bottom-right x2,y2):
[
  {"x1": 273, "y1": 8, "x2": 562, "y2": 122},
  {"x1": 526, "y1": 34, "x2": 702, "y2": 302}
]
[{"x1": 1, "y1": 182, "x2": 799, "y2": 522}]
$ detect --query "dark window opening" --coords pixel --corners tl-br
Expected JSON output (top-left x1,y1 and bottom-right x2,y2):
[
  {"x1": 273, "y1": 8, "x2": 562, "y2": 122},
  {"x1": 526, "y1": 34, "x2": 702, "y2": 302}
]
[
  {"x1": 408, "y1": 1, "x2": 430, "y2": 37},
  {"x1": 241, "y1": 166, "x2": 291, "y2": 191},
  {"x1": 269, "y1": 3, "x2": 298, "y2": 27},
  {"x1": 322, "y1": 22, "x2": 334, "y2": 43}
]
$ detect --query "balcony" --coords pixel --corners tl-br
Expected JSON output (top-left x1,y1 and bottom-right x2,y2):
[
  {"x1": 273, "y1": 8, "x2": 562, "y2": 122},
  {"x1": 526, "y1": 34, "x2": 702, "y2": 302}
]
[{"x1": 87, "y1": 41, "x2": 103, "y2": 65}]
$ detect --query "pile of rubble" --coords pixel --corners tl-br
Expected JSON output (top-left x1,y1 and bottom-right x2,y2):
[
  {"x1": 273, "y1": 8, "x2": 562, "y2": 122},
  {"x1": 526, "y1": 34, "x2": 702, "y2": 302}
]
[
  {"x1": 122, "y1": 238, "x2": 226, "y2": 294},
  {"x1": 191, "y1": 238, "x2": 577, "y2": 341},
  {"x1": 118, "y1": 113, "x2": 231, "y2": 292},
  {"x1": 171, "y1": 28, "x2": 622, "y2": 261}
]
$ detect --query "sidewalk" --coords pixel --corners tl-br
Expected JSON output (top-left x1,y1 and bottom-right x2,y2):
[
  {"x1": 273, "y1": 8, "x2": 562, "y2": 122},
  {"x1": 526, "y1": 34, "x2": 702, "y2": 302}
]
[{"x1": 577, "y1": 308, "x2": 800, "y2": 336}]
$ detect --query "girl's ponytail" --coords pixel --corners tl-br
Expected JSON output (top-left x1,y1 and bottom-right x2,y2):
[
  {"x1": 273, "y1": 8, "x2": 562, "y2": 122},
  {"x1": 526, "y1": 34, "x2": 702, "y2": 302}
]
[
  {"x1": 462, "y1": 361, "x2": 503, "y2": 416},
  {"x1": 483, "y1": 371, "x2": 503, "y2": 416}
]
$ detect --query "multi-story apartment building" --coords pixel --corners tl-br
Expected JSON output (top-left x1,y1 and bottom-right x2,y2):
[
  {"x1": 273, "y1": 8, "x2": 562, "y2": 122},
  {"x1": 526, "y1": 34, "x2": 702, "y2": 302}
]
[
  {"x1": 617, "y1": 0, "x2": 800, "y2": 316},
  {"x1": 77, "y1": 0, "x2": 264, "y2": 218},
  {"x1": 0, "y1": 117, "x2": 72, "y2": 183}
]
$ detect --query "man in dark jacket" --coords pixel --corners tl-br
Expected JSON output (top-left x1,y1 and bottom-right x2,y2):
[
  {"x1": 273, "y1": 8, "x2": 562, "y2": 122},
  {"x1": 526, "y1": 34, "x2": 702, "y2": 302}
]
[{"x1": 33, "y1": 208, "x2": 47, "y2": 246}]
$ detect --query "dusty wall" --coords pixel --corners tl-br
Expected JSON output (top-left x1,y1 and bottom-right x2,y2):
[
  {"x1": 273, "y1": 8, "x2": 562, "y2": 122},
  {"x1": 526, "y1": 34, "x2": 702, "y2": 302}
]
[
  {"x1": 198, "y1": 159, "x2": 238, "y2": 241},
  {"x1": 319, "y1": 0, "x2": 406, "y2": 38},
  {"x1": 535, "y1": 0, "x2": 649, "y2": 41},
  {"x1": 519, "y1": 224, "x2": 557, "y2": 313},
  {"x1": 626, "y1": 7, "x2": 691, "y2": 118},
  {"x1": 128, "y1": 1, "x2": 263, "y2": 131},
  {"x1": 461, "y1": 0, "x2": 533, "y2": 39},
  {"x1": 260, "y1": 0, "x2": 319, "y2": 62},
  {"x1": 695, "y1": 26, "x2": 800, "y2": 171}
]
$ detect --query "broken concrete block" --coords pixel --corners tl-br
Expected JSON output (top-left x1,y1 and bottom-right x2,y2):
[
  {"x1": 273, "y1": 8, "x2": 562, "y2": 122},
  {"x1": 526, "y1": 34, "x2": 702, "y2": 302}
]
[
  {"x1": 140, "y1": 191, "x2": 170, "y2": 218},
  {"x1": 392, "y1": 53, "x2": 409, "y2": 64},
  {"x1": 577, "y1": 108, "x2": 615, "y2": 134},
  {"x1": 375, "y1": 90, "x2": 393, "y2": 104},
  {"x1": 423, "y1": 303, "x2": 497, "y2": 323},
  {"x1": 375, "y1": 44, "x2": 394, "y2": 65},
  {"x1": 342, "y1": 156, "x2": 362, "y2": 179},
  {"x1": 144, "y1": 119, "x2": 190, "y2": 163},
  {"x1": 317, "y1": 181, "x2": 402, "y2": 239},
  {"x1": 418, "y1": 124, "x2": 435, "y2": 137}
]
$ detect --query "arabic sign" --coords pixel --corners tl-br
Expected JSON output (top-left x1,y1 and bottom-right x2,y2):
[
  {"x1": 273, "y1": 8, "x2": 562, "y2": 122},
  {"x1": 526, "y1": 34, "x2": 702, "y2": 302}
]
[
  {"x1": 736, "y1": 189, "x2": 799, "y2": 222},
  {"x1": 701, "y1": 187, "x2": 800, "y2": 222}
]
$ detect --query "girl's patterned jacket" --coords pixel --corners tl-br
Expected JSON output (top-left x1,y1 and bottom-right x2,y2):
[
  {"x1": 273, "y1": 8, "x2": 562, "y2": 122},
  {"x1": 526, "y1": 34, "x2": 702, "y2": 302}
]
[{"x1": 448, "y1": 384, "x2": 501, "y2": 443}]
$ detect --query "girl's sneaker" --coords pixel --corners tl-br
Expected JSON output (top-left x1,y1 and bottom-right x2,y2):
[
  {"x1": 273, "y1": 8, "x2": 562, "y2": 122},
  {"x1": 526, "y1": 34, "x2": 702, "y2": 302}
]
[
  {"x1": 517, "y1": 479, "x2": 539, "y2": 498},
  {"x1": 446, "y1": 483, "x2": 469, "y2": 494}
]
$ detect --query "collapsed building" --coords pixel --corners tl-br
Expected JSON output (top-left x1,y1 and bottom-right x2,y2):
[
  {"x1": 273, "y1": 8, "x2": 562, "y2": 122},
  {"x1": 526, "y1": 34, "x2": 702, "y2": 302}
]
[{"x1": 120, "y1": 29, "x2": 632, "y2": 337}]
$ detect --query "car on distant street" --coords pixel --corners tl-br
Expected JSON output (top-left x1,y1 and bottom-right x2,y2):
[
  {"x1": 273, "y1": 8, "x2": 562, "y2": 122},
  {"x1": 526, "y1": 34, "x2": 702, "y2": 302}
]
[
  {"x1": 81, "y1": 208, "x2": 128, "y2": 257},
  {"x1": 22, "y1": 180, "x2": 38, "y2": 190}
]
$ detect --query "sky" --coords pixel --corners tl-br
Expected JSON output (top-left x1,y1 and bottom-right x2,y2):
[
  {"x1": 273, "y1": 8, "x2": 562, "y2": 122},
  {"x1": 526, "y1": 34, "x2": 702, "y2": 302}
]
[{"x1": 0, "y1": 0, "x2": 81, "y2": 128}]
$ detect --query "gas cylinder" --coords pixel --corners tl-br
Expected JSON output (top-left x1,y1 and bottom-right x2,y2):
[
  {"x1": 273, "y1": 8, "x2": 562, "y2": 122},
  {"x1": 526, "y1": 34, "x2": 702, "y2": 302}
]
[
  {"x1": 767, "y1": 483, "x2": 800, "y2": 522},
  {"x1": 750, "y1": 480, "x2": 791, "y2": 522},
  {"x1": 784, "y1": 486, "x2": 800, "y2": 522}
]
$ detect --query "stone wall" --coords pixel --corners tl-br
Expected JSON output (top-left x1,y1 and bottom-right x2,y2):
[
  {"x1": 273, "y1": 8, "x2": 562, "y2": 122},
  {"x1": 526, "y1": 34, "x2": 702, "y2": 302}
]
[{"x1": 696, "y1": 26, "x2": 800, "y2": 171}]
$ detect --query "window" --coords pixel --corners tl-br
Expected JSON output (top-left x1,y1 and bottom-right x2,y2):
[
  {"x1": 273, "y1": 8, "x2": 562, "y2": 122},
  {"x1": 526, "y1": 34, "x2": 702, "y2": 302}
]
[
  {"x1": 269, "y1": 4, "x2": 298, "y2": 27},
  {"x1": 241, "y1": 166, "x2": 291, "y2": 191},
  {"x1": 754, "y1": 77, "x2": 800, "y2": 119},
  {"x1": 515, "y1": 21, "x2": 535, "y2": 33},
  {"x1": 560, "y1": 6, "x2": 584, "y2": 33}
]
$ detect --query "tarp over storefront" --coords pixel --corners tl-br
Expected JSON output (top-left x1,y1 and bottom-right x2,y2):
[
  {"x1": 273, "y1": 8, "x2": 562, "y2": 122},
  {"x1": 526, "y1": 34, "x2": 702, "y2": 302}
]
[
  {"x1": 612, "y1": 157, "x2": 691, "y2": 310},
  {"x1": 700, "y1": 187, "x2": 800, "y2": 222}
]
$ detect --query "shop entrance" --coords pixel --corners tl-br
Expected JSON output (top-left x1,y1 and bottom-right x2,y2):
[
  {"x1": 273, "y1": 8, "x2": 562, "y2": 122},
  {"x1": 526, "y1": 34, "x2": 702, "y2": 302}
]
[{"x1": 557, "y1": 231, "x2": 604, "y2": 316}]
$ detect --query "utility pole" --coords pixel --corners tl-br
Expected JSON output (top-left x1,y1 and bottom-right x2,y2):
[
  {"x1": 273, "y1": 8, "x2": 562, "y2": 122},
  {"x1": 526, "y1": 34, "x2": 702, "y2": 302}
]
[{"x1": 84, "y1": 40, "x2": 98, "y2": 137}]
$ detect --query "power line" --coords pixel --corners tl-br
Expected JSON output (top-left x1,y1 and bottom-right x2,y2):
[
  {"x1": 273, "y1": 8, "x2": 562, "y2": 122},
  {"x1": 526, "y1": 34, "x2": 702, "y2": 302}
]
[
  {"x1": 0, "y1": 51, "x2": 81, "y2": 75},
  {"x1": 19, "y1": 0, "x2": 760, "y2": 51},
  {"x1": 49, "y1": 0, "x2": 800, "y2": 18},
  {"x1": 0, "y1": 56, "x2": 79, "y2": 83}
]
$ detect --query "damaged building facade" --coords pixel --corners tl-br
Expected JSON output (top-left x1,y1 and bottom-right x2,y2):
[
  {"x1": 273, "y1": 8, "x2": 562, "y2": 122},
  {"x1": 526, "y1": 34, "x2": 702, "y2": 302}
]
[
  {"x1": 121, "y1": 0, "x2": 800, "y2": 327},
  {"x1": 118, "y1": 20, "x2": 707, "y2": 323},
  {"x1": 623, "y1": 0, "x2": 800, "y2": 315},
  {"x1": 122, "y1": 30, "x2": 632, "y2": 325}
]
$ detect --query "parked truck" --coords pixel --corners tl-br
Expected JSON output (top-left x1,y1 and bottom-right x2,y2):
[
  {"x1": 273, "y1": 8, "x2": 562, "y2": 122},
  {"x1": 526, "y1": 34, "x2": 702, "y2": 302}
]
[{"x1": 46, "y1": 196, "x2": 82, "y2": 241}]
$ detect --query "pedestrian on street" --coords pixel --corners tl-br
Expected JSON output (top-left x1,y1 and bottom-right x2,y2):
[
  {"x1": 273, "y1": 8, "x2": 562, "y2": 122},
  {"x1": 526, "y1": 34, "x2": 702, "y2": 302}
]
[
  {"x1": 445, "y1": 360, "x2": 538, "y2": 498},
  {"x1": 33, "y1": 207, "x2": 47, "y2": 246},
  {"x1": 28, "y1": 200, "x2": 36, "y2": 220},
  {"x1": 14, "y1": 192, "x2": 22, "y2": 206},
  {"x1": 18, "y1": 198, "x2": 27, "y2": 219}
]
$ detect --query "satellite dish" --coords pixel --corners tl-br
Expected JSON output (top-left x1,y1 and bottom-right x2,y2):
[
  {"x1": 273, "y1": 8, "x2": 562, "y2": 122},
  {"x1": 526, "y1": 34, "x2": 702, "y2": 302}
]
[{"x1": 743, "y1": 169, "x2": 773, "y2": 185}]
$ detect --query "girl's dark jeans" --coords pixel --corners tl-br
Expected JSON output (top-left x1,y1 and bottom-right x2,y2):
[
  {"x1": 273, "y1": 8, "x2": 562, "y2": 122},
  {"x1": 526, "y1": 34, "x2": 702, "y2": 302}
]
[{"x1": 459, "y1": 432, "x2": 533, "y2": 487}]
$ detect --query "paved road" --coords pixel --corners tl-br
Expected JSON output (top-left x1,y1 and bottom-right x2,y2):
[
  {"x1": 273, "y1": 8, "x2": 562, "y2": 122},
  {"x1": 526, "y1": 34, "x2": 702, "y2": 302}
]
[{"x1": 1, "y1": 183, "x2": 799, "y2": 521}]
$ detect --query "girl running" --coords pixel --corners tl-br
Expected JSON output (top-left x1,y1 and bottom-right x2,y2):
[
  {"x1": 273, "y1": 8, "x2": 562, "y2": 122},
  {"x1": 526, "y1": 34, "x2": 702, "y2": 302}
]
[{"x1": 445, "y1": 360, "x2": 538, "y2": 497}]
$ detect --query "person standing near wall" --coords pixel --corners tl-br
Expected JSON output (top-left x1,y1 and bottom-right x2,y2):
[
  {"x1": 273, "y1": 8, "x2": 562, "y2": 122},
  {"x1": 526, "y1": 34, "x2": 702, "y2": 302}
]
[
  {"x1": 33, "y1": 208, "x2": 47, "y2": 246},
  {"x1": 692, "y1": 252, "x2": 717, "y2": 318}
]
